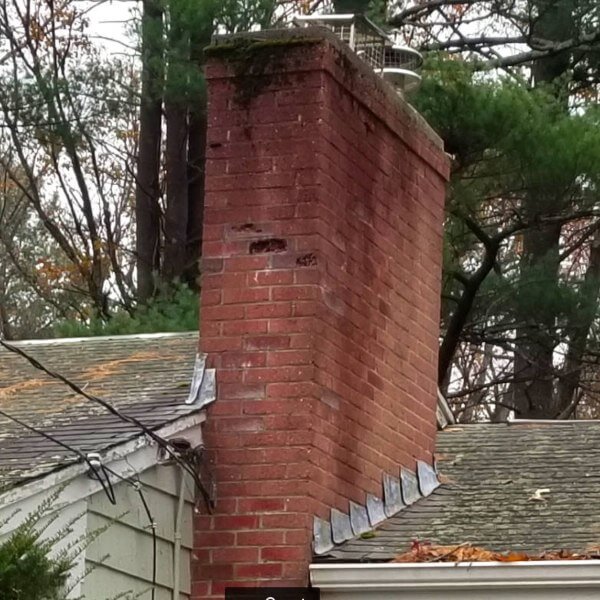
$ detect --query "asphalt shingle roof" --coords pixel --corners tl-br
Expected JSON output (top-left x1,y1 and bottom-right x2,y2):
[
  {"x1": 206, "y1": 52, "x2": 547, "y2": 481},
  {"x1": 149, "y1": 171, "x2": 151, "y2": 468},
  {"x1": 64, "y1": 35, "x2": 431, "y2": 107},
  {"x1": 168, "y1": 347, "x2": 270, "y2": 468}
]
[
  {"x1": 0, "y1": 332, "x2": 202, "y2": 491},
  {"x1": 326, "y1": 421, "x2": 600, "y2": 560}
]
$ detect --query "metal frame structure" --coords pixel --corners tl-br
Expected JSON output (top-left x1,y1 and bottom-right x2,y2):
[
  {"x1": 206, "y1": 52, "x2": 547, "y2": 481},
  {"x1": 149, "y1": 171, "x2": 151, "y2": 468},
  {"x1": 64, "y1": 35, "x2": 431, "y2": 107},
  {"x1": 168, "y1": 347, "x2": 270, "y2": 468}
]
[{"x1": 292, "y1": 14, "x2": 423, "y2": 93}]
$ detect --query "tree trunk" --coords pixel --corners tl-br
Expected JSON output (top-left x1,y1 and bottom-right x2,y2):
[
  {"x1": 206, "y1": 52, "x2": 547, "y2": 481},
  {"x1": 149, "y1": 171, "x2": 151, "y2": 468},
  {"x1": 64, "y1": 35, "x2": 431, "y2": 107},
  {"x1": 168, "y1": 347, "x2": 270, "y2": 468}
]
[
  {"x1": 164, "y1": 101, "x2": 189, "y2": 283},
  {"x1": 530, "y1": 0, "x2": 576, "y2": 92},
  {"x1": 438, "y1": 229, "x2": 501, "y2": 387},
  {"x1": 135, "y1": 0, "x2": 164, "y2": 302},
  {"x1": 557, "y1": 229, "x2": 600, "y2": 415},
  {"x1": 184, "y1": 19, "x2": 214, "y2": 289},
  {"x1": 163, "y1": 12, "x2": 189, "y2": 284},
  {"x1": 512, "y1": 223, "x2": 561, "y2": 418},
  {"x1": 185, "y1": 97, "x2": 206, "y2": 289},
  {"x1": 511, "y1": 0, "x2": 575, "y2": 418}
]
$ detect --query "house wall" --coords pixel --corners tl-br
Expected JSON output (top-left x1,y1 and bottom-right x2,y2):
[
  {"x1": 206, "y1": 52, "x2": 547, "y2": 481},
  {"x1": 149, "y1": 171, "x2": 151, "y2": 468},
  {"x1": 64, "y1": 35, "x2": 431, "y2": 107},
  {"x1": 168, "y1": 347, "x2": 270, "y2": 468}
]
[
  {"x1": 0, "y1": 443, "x2": 196, "y2": 600},
  {"x1": 83, "y1": 464, "x2": 194, "y2": 600},
  {"x1": 195, "y1": 29, "x2": 449, "y2": 597},
  {"x1": 0, "y1": 417, "x2": 205, "y2": 600}
]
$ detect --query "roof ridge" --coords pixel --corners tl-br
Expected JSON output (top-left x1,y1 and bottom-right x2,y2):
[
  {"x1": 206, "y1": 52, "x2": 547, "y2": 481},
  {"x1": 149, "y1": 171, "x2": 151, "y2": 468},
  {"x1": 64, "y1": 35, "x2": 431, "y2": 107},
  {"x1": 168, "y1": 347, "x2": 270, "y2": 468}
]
[{"x1": 8, "y1": 331, "x2": 199, "y2": 346}]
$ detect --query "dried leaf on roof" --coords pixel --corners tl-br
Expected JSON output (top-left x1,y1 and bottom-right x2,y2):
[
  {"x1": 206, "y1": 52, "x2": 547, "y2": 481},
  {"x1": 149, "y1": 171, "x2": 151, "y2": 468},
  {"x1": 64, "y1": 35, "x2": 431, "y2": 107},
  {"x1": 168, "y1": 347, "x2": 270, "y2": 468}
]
[
  {"x1": 392, "y1": 540, "x2": 600, "y2": 563},
  {"x1": 80, "y1": 350, "x2": 163, "y2": 381},
  {"x1": 0, "y1": 333, "x2": 201, "y2": 492}
]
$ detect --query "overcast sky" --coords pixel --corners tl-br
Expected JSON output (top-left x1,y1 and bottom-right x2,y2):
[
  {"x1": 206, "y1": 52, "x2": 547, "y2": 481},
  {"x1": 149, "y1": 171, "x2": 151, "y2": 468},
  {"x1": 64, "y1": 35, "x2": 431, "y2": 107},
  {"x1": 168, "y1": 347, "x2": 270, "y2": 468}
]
[{"x1": 85, "y1": 0, "x2": 137, "y2": 55}]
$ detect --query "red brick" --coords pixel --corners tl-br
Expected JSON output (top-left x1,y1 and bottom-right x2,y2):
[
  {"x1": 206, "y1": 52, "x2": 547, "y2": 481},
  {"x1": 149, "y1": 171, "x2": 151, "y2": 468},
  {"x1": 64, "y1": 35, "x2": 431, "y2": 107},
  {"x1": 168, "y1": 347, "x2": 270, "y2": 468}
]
[
  {"x1": 236, "y1": 531, "x2": 285, "y2": 546},
  {"x1": 196, "y1": 563, "x2": 234, "y2": 581},
  {"x1": 244, "y1": 366, "x2": 313, "y2": 384},
  {"x1": 246, "y1": 303, "x2": 292, "y2": 319},
  {"x1": 252, "y1": 270, "x2": 294, "y2": 286},
  {"x1": 237, "y1": 497, "x2": 288, "y2": 513},
  {"x1": 260, "y1": 546, "x2": 308, "y2": 561},
  {"x1": 282, "y1": 561, "x2": 310, "y2": 581},
  {"x1": 222, "y1": 320, "x2": 268, "y2": 336},
  {"x1": 197, "y1": 34, "x2": 447, "y2": 597},
  {"x1": 202, "y1": 337, "x2": 243, "y2": 352},
  {"x1": 266, "y1": 350, "x2": 312, "y2": 366},
  {"x1": 212, "y1": 515, "x2": 259, "y2": 530},
  {"x1": 223, "y1": 287, "x2": 270, "y2": 304},
  {"x1": 204, "y1": 272, "x2": 248, "y2": 290},
  {"x1": 284, "y1": 529, "x2": 310, "y2": 545},
  {"x1": 212, "y1": 547, "x2": 260, "y2": 563},
  {"x1": 221, "y1": 351, "x2": 267, "y2": 368},
  {"x1": 224, "y1": 255, "x2": 271, "y2": 271},
  {"x1": 268, "y1": 318, "x2": 313, "y2": 334},
  {"x1": 260, "y1": 513, "x2": 308, "y2": 530},
  {"x1": 219, "y1": 383, "x2": 265, "y2": 400},
  {"x1": 214, "y1": 417, "x2": 265, "y2": 433},
  {"x1": 244, "y1": 335, "x2": 290, "y2": 351},
  {"x1": 272, "y1": 286, "x2": 317, "y2": 301},
  {"x1": 195, "y1": 531, "x2": 235, "y2": 548},
  {"x1": 190, "y1": 581, "x2": 210, "y2": 598},
  {"x1": 266, "y1": 382, "x2": 317, "y2": 398},
  {"x1": 235, "y1": 563, "x2": 283, "y2": 579},
  {"x1": 227, "y1": 156, "x2": 273, "y2": 174},
  {"x1": 202, "y1": 305, "x2": 245, "y2": 321},
  {"x1": 202, "y1": 289, "x2": 222, "y2": 306}
]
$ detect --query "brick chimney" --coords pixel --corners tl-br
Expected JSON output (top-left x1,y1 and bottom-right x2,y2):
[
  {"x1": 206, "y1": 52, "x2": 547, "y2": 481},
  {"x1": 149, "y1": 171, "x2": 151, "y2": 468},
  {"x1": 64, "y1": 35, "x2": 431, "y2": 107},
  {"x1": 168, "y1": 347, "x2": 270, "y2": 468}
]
[{"x1": 193, "y1": 29, "x2": 449, "y2": 598}]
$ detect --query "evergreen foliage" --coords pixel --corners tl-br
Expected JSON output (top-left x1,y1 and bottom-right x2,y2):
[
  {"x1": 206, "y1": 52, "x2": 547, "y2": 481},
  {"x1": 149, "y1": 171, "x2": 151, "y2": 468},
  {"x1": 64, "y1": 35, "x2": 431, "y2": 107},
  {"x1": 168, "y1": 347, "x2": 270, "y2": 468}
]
[
  {"x1": 414, "y1": 56, "x2": 600, "y2": 418},
  {"x1": 0, "y1": 492, "x2": 76, "y2": 600},
  {"x1": 54, "y1": 282, "x2": 198, "y2": 338}
]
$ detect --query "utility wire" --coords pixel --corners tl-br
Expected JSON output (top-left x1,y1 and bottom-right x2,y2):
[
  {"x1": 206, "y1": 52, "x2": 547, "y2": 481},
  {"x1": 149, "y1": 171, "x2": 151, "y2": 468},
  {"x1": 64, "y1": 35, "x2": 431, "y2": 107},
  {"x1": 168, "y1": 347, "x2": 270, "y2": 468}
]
[
  {"x1": 137, "y1": 487, "x2": 157, "y2": 600},
  {"x1": 0, "y1": 407, "x2": 158, "y2": 599},
  {"x1": 0, "y1": 408, "x2": 116, "y2": 504},
  {"x1": 0, "y1": 338, "x2": 213, "y2": 511}
]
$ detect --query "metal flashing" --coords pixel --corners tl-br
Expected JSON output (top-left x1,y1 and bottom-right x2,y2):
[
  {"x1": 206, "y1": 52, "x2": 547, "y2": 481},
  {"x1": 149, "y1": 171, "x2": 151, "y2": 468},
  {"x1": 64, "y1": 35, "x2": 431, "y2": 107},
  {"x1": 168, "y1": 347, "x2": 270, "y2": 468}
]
[
  {"x1": 400, "y1": 467, "x2": 421, "y2": 505},
  {"x1": 383, "y1": 472, "x2": 404, "y2": 517},
  {"x1": 436, "y1": 388, "x2": 456, "y2": 429},
  {"x1": 349, "y1": 501, "x2": 370, "y2": 536},
  {"x1": 187, "y1": 353, "x2": 207, "y2": 404},
  {"x1": 200, "y1": 367, "x2": 217, "y2": 406},
  {"x1": 331, "y1": 509, "x2": 354, "y2": 544},
  {"x1": 417, "y1": 460, "x2": 440, "y2": 497},
  {"x1": 312, "y1": 461, "x2": 438, "y2": 554},
  {"x1": 314, "y1": 516, "x2": 334, "y2": 555},
  {"x1": 366, "y1": 494, "x2": 387, "y2": 527}
]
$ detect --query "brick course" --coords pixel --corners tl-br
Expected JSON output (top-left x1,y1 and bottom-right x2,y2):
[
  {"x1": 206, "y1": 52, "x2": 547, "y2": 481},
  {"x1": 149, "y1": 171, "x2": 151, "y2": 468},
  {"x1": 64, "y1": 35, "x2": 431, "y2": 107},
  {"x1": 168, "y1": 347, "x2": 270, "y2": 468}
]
[{"x1": 194, "y1": 32, "x2": 449, "y2": 599}]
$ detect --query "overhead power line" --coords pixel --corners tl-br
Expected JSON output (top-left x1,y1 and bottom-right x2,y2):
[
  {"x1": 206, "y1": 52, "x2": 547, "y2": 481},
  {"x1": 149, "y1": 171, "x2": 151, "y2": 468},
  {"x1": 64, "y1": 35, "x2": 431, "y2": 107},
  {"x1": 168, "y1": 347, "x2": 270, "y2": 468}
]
[
  {"x1": 0, "y1": 406, "x2": 157, "y2": 600},
  {"x1": 0, "y1": 338, "x2": 213, "y2": 511},
  {"x1": 0, "y1": 407, "x2": 116, "y2": 503}
]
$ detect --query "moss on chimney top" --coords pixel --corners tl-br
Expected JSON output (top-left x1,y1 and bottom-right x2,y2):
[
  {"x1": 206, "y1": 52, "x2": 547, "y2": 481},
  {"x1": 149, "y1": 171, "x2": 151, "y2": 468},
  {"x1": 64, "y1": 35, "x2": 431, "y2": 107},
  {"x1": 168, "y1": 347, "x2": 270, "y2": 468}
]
[{"x1": 205, "y1": 36, "x2": 322, "y2": 106}]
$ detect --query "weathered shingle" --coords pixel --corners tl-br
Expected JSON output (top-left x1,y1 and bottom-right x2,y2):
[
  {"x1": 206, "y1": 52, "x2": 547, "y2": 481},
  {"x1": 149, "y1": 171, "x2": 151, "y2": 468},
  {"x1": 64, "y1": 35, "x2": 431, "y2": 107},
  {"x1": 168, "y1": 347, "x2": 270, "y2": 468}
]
[
  {"x1": 325, "y1": 422, "x2": 600, "y2": 560},
  {"x1": 0, "y1": 332, "x2": 204, "y2": 491}
]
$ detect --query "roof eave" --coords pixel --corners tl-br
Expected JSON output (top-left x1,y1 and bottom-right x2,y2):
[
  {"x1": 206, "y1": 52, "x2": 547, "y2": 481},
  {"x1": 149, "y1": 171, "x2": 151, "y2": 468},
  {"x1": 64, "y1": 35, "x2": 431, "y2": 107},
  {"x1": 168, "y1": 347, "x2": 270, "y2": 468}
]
[{"x1": 0, "y1": 410, "x2": 207, "y2": 506}]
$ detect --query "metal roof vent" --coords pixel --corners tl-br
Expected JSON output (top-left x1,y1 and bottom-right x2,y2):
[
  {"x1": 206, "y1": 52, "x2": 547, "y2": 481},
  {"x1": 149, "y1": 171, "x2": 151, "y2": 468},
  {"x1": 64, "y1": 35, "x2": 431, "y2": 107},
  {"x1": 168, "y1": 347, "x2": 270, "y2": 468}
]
[{"x1": 292, "y1": 14, "x2": 422, "y2": 94}]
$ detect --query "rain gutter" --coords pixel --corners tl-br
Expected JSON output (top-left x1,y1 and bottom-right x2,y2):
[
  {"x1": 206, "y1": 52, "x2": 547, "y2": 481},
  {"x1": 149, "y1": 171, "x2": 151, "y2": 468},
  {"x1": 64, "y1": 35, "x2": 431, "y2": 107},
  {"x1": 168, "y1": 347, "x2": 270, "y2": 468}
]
[{"x1": 310, "y1": 560, "x2": 600, "y2": 598}]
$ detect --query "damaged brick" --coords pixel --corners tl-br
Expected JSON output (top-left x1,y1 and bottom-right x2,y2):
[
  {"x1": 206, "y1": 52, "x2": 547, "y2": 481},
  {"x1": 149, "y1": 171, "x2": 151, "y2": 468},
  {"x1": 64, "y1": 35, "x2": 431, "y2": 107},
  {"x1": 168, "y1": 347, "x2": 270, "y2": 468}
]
[
  {"x1": 249, "y1": 238, "x2": 287, "y2": 254},
  {"x1": 296, "y1": 252, "x2": 318, "y2": 267},
  {"x1": 233, "y1": 223, "x2": 263, "y2": 233}
]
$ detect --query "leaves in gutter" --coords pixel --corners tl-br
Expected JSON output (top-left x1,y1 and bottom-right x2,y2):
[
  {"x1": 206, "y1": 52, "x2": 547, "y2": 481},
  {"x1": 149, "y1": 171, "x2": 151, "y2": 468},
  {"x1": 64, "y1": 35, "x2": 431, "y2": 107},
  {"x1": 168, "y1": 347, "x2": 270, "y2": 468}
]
[{"x1": 392, "y1": 540, "x2": 600, "y2": 563}]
